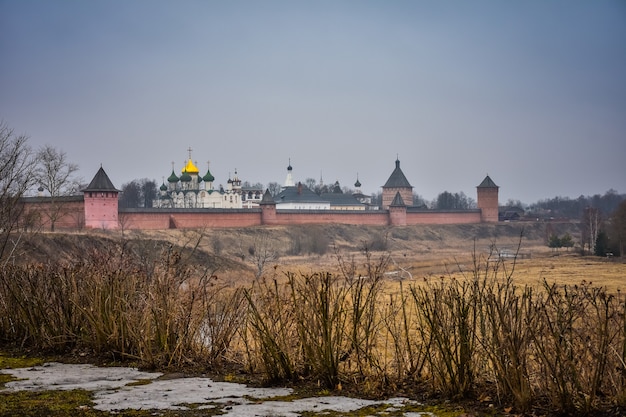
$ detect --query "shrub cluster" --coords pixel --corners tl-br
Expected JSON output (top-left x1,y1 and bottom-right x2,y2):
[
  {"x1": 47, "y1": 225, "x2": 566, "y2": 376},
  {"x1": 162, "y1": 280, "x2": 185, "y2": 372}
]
[
  {"x1": 0, "y1": 243, "x2": 244, "y2": 369},
  {"x1": 287, "y1": 226, "x2": 330, "y2": 256},
  {"x1": 1, "y1": 242, "x2": 625, "y2": 415}
]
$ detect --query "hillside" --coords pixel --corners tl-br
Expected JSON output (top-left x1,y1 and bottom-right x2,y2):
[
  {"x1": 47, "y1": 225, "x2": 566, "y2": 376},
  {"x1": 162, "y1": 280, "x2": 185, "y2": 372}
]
[{"x1": 5, "y1": 222, "x2": 580, "y2": 284}]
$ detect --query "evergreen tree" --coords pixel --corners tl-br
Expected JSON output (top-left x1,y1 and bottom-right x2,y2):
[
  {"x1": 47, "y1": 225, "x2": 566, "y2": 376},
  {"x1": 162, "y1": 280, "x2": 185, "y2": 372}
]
[
  {"x1": 548, "y1": 235, "x2": 562, "y2": 251},
  {"x1": 560, "y1": 233, "x2": 574, "y2": 251},
  {"x1": 594, "y1": 231, "x2": 610, "y2": 257}
]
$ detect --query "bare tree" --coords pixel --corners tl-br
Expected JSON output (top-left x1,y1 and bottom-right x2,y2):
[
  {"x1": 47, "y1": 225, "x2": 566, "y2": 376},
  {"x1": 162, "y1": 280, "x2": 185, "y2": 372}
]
[
  {"x1": 304, "y1": 177, "x2": 317, "y2": 191},
  {"x1": 34, "y1": 145, "x2": 81, "y2": 231},
  {"x1": 581, "y1": 207, "x2": 601, "y2": 255},
  {"x1": 267, "y1": 181, "x2": 281, "y2": 197},
  {"x1": 371, "y1": 190, "x2": 383, "y2": 209},
  {"x1": 0, "y1": 122, "x2": 36, "y2": 262},
  {"x1": 249, "y1": 232, "x2": 279, "y2": 278}
]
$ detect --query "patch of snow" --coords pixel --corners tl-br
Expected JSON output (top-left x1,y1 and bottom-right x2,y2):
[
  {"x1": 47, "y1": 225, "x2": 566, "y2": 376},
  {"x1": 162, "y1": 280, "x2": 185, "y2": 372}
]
[
  {"x1": 92, "y1": 377, "x2": 292, "y2": 411},
  {"x1": 1, "y1": 362, "x2": 161, "y2": 392},
  {"x1": 224, "y1": 396, "x2": 407, "y2": 417},
  {"x1": 1, "y1": 362, "x2": 422, "y2": 416}
]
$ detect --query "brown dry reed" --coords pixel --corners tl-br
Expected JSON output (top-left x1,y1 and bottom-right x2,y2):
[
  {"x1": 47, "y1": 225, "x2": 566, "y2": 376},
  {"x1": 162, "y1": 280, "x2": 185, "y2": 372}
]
[{"x1": 0, "y1": 237, "x2": 625, "y2": 415}]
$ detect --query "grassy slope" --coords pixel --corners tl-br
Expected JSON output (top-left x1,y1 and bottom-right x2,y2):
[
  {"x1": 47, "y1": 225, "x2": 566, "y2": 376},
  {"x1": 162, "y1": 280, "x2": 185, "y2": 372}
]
[{"x1": 10, "y1": 221, "x2": 624, "y2": 290}]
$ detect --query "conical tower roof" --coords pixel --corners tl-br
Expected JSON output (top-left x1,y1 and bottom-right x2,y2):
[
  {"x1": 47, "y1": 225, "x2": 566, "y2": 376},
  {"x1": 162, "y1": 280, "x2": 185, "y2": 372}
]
[
  {"x1": 259, "y1": 189, "x2": 275, "y2": 205},
  {"x1": 389, "y1": 191, "x2": 406, "y2": 207},
  {"x1": 383, "y1": 159, "x2": 412, "y2": 188},
  {"x1": 82, "y1": 167, "x2": 119, "y2": 192},
  {"x1": 477, "y1": 175, "x2": 498, "y2": 188}
]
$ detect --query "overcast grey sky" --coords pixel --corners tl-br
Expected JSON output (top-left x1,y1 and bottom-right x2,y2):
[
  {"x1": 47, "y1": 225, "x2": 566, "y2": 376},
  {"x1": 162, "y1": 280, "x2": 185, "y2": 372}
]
[{"x1": 1, "y1": 0, "x2": 625, "y2": 204}]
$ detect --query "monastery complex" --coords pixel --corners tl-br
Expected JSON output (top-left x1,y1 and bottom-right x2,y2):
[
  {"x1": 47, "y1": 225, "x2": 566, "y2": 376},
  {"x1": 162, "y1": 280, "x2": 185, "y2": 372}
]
[{"x1": 20, "y1": 156, "x2": 500, "y2": 230}]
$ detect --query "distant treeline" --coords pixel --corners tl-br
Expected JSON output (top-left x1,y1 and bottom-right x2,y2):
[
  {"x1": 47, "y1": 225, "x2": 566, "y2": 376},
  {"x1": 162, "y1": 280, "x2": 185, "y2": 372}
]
[{"x1": 525, "y1": 189, "x2": 625, "y2": 219}]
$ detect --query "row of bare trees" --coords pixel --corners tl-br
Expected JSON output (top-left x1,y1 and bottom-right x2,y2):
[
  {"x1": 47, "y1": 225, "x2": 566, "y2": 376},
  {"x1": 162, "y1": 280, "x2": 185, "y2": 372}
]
[{"x1": 0, "y1": 121, "x2": 81, "y2": 261}]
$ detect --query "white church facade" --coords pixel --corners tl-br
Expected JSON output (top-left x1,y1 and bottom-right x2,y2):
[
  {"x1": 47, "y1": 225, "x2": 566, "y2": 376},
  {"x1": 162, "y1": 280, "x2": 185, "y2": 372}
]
[{"x1": 154, "y1": 150, "x2": 263, "y2": 209}]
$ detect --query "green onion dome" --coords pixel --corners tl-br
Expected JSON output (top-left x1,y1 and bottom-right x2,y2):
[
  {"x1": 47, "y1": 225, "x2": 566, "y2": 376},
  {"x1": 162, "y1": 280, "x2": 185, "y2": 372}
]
[
  {"x1": 203, "y1": 168, "x2": 215, "y2": 182},
  {"x1": 167, "y1": 170, "x2": 179, "y2": 183},
  {"x1": 180, "y1": 170, "x2": 192, "y2": 182}
]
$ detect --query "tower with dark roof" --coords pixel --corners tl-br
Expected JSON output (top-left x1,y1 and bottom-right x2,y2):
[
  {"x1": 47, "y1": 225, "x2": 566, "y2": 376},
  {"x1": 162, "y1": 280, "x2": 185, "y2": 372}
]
[
  {"x1": 259, "y1": 189, "x2": 277, "y2": 224},
  {"x1": 284, "y1": 159, "x2": 294, "y2": 187},
  {"x1": 382, "y1": 158, "x2": 413, "y2": 209},
  {"x1": 388, "y1": 192, "x2": 407, "y2": 226},
  {"x1": 477, "y1": 175, "x2": 499, "y2": 222},
  {"x1": 82, "y1": 166, "x2": 119, "y2": 229}
]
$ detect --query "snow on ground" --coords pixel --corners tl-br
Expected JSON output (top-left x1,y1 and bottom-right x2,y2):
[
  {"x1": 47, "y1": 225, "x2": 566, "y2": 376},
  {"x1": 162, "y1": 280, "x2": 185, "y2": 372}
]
[{"x1": 1, "y1": 362, "x2": 428, "y2": 416}]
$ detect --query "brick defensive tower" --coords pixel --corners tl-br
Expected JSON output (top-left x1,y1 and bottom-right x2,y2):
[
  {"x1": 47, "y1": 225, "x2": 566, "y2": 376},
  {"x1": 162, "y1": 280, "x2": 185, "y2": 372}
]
[
  {"x1": 83, "y1": 166, "x2": 119, "y2": 229},
  {"x1": 382, "y1": 158, "x2": 413, "y2": 209},
  {"x1": 476, "y1": 175, "x2": 499, "y2": 223}
]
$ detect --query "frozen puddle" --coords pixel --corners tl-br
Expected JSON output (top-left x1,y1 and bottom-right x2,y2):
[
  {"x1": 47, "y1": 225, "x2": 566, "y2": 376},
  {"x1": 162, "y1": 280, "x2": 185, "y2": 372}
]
[{"x1": 1, "y1": 362, "x2": 427, "y2": 416}]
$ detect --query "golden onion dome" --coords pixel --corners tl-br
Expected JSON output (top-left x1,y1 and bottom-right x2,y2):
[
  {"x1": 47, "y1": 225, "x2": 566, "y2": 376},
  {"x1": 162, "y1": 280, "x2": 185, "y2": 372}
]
[{"x1": 182, "y1": 159, "x2": 200, "y2": 175}]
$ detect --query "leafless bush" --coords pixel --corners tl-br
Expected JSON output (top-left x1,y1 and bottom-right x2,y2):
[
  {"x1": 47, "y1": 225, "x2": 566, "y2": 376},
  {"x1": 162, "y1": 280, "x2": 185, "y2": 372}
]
[
  {"x1": 243, "y1": 248, "x2": 390, "y2": 390},
  {"x1": 0, "y1": 237, "x2": 244, "y2": 370},
  {"x1": 196, "y1": 285, "x2": 245, "y2": 367},
  {"x1": 249, "y1": 232, "x2": 279, "y2": 278},
  {"x1": 288, "y1": 226, "x2": 330, "y2": 256},
  {"x1": 410, "y1": 274, "x2": 484, "y2": 398},
  {"x1": 308, "y1": 227, "x2": 330, "y2": 255},
  {"x1": 381, "y1": 281, "x2": 429, "y2": 384},
  {"x1": 362, "y1": 230, "x2": 389, "y2": 252},
  {"x1": 243, "y1": 277, "x2": 298, "y2": 382},
  {"x1": 211, "y1": 236, "x2": 223, "y2": 255},
  {"x1": 287, "y1": 271, "x2": 349, "y2": 387},
  {"x1": 479, "y1": 277, "x2": 537, "y2": 411},
  {"x1": 531, "y1": 280, "x2": 623, "y2": 413},
  {"x1": 0, "y1": 263, "x2": 83, "y2": 349}
]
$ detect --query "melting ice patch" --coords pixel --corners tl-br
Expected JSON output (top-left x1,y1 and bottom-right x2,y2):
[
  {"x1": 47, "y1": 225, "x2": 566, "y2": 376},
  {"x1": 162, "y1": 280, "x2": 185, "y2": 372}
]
[{"x1": 1, "y1": 362, "x2": 425, "y2": 416}]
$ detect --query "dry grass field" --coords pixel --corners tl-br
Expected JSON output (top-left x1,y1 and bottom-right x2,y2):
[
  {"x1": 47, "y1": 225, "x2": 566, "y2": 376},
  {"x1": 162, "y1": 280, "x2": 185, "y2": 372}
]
[
  {"x1": 111, "y1": 222, "x2": 625, "y2": 291},
  {"x1": 14, "y1": 223, "x2": 624, "y2": 291}
]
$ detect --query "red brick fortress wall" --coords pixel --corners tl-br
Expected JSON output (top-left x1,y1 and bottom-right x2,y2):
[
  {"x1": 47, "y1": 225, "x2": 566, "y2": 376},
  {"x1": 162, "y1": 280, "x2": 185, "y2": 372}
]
[
  {"x1": 19, "y1": 197, "x2": 85, "y2": 230},
  {"x1": 271, "y1": 210, "x2": 389, "y2": 226},
  {"x1": 119, "y1": 209, "x2": 262, "y2": 229},
  {"x1": 119, "y1": 208, "x2": 484, "y2": 229},
  {"x1": 19, "y1": 201, "x2": 491, "y2": 231},
  {"x1": 406, "y1": 209, "x2": 482, "y2": 225}
]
